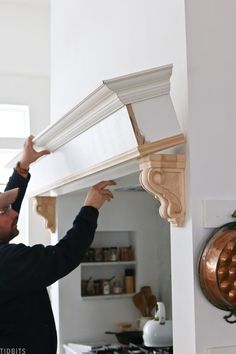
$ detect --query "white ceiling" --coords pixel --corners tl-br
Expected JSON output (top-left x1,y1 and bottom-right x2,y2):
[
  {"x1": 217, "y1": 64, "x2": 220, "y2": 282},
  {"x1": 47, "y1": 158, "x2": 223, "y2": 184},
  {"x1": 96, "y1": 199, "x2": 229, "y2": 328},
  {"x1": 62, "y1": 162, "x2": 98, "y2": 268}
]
[{"x1": 0, "y1": 0, "x2": 49, "y2": 8}]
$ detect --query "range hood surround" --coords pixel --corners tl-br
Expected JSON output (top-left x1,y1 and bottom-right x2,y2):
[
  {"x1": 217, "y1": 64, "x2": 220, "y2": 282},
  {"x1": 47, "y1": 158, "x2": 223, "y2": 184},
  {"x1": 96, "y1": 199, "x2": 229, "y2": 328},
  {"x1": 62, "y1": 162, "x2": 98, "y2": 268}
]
[{"x1": 8, "y1": 64, "x2": 186, "y2": 227}]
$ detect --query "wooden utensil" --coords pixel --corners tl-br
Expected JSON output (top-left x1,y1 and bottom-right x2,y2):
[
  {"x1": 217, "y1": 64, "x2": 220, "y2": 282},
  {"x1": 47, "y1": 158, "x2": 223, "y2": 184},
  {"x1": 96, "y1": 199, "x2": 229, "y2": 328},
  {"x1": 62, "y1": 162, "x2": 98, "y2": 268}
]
[
  {"x1": 147, "y1": 294, "x2": 157, "y2": 316},
  {"x1": 132, "y1": 292, "x2": 147, "y2": 316},
  {"x1": 141, "y1": 286, "x2": 152, "y2": 300},
  {"x1": 140, "y1": 286, "x2": 152, "y2": 316}
]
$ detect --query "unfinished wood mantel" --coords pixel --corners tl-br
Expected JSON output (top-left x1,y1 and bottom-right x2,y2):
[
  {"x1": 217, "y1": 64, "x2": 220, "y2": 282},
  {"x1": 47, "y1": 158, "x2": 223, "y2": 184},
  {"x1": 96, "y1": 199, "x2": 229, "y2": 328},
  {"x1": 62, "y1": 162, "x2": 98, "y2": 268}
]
[
  {"x1": 35, "y1": 196, "x2": 56, "y2": 233},
  {"x1": 139, "y1": 154, "x2": 185, "y2": 227}
]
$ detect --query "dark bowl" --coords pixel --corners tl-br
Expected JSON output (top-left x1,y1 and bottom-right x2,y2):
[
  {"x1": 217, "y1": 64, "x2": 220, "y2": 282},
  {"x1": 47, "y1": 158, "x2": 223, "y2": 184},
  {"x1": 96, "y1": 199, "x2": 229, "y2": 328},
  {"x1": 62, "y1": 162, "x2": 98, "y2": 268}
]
[{"x1": 105, "y1": 331, "x2": 143, "y2": 345}]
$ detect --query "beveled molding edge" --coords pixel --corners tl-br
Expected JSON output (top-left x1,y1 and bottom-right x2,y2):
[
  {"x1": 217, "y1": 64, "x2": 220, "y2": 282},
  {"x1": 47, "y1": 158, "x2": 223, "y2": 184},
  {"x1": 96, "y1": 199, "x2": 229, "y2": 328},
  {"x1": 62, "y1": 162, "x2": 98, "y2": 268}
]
[
  {"x1": 35, "y1": 196, "x2": 56, "y2": 233},
  {"x1": 6, "y1": 64, "x2": 173, "y2": 168},
  {"x1": 138, "y1": 154, "x2": 186, "y2": 227}
]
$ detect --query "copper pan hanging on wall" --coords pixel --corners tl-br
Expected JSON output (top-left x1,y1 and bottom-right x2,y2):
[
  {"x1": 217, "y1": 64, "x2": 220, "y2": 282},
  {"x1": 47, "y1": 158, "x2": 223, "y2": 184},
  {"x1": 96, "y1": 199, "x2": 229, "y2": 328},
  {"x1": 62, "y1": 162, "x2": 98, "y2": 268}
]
[{"x1": 199, "y1": 222, "x2": 236, "y2": 323}]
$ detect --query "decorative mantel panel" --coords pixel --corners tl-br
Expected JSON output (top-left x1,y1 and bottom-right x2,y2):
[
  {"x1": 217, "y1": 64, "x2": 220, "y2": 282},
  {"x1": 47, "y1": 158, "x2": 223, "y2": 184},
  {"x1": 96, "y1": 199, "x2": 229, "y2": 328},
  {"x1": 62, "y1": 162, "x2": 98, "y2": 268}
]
[{"x1": 139, "y1": 154, "x2": 186, "y2": 227}]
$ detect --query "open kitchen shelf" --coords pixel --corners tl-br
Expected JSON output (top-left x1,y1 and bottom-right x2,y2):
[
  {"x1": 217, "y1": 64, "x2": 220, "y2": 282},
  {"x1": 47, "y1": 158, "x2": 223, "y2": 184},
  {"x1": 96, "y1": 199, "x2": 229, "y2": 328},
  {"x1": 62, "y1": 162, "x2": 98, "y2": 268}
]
[
  {"x1": 81, "y1": 293, "x2": 135, "y2": 300},
  {"x1": 80, "y1": 231, "x2": 136, "y2": 299},
  {"x1": 81, "y1": 261, "x2": 136, "y2": 267}
]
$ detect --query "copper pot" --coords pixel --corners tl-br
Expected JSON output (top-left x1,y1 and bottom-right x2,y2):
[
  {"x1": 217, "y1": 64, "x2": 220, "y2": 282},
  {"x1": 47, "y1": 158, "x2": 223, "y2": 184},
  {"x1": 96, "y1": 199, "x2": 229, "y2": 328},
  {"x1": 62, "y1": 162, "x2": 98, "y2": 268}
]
[{"x1": 199, "y1": 222, "x2": 236, "y2": 322}]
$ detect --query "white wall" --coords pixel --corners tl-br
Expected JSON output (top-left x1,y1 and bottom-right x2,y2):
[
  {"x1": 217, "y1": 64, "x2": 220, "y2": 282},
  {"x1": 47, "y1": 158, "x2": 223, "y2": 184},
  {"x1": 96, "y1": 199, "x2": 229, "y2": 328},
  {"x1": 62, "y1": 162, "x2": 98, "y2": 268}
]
[
  {"x1": 0, "y1": 1, "x2": 50, "y2": 136},
  {"x1": 51, "y1": 0, "x2": 187, "y2": 129},
  {"x1": 50, "y1": 1, "x2": 187, "y2": 352},
  {"x1": 56, "y1": 190, "x2": 170, "y2": 353},
  {"x1": 0, "y1": 74, "x2": 50, "y2": 136},
  {"x1": 0, "y1": 1, "x2": 49, "y2": 76},
  {"x1": 0, "y1": 1, "x2": 51, "y2": 246},
  {"x1": 170, "y1": 1, "x2": 236, "y2": 354}
]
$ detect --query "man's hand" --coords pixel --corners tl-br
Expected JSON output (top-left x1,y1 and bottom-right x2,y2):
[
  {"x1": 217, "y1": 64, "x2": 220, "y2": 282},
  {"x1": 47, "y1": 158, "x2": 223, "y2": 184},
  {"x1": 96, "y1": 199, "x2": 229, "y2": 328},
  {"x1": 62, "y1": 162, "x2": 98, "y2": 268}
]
[
  {"x1": 20, "y1": 135, "x2": 50, "y2": 169},
  {"x1": 84, "y1": 180, "x2": 116, "y2": 209}
]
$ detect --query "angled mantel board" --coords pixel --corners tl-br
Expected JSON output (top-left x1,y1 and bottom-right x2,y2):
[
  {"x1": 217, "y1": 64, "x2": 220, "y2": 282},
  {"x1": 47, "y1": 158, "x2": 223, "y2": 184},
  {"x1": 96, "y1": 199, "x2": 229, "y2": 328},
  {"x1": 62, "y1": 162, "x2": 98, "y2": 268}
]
[
  {"x1": 27, "y1": 107, "x2": 138, "y2": 194},
  {"x1": 131, "y1": 95, "x2": 182, "y2": 143}
]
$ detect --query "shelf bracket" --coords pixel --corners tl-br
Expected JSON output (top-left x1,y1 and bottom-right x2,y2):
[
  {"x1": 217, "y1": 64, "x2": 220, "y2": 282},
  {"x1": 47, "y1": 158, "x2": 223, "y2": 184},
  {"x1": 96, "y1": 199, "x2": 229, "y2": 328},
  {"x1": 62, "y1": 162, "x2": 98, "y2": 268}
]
[
  {"x1": 138, "y1": 154, "x2": 186, "y2": 227},
  {"x1": 35, "y1": 196, "x2": 56, "y2": 233}
]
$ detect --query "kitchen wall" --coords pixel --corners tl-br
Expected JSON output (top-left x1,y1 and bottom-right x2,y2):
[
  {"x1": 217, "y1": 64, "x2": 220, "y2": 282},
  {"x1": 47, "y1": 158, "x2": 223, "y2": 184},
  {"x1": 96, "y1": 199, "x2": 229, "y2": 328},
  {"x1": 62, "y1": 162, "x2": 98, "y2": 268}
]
[
  {"x1": 50, "y1": 0, "x2": 187, "y2": 129},
  {"x1": 50, "y1": 1, "x2": 236, "y2": 354},
  {"x1": 0, "y1": 0, "x2": 51, "y2": 246},
  {"x1": 0, "y1": 1, "x2": 50, "y2": 135},
  {"x1": 54, "y1": 189, "x2": 170, "y2": 352},
  {"x1": 50, "y1": 0, "x2": 186, "y2": 352},
  {"x1": 170, "y1": 1, "x2": 236, "y2": 354}
]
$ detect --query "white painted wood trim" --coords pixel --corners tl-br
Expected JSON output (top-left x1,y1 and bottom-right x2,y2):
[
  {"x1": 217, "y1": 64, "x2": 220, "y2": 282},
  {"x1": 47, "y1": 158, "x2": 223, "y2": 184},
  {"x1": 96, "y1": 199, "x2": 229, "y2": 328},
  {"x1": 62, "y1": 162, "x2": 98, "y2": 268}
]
[
  {"x1": 28, "y1": 147, "x2": 140, "y2": 197},
  {"x1": 27, "y1": 133, "x2": 184, "y2": 197},
  {"x1": 6, "y1": 64, "x2": 173, "y2": 168},
  {"x1": 104, "y1": 64, "x2": 172, "y2": 104}
]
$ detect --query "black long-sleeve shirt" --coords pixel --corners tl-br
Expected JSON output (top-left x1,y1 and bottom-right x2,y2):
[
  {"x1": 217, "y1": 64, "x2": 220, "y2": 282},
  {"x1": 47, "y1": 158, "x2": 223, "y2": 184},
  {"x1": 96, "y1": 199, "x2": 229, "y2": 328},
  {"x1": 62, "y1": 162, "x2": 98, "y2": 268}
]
[{"x1": 0, "y1": 169, "x2": 98, "y2": 353}]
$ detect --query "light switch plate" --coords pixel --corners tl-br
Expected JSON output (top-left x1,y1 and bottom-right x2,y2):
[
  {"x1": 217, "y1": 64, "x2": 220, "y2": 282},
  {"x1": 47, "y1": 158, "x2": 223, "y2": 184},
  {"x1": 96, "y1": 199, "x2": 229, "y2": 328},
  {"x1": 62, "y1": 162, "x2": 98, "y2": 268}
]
[{"x1": 203, "y1": 200, "x2": 236, "y2": 227}]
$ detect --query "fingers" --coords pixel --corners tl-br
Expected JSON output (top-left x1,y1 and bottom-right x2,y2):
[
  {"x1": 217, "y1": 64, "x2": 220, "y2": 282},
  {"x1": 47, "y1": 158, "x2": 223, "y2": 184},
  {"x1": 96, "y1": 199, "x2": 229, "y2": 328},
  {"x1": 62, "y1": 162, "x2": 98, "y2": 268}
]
[
  {"x1": 26, "y1": 135, "x2": 34, "y2": 144},
  {"x1": 23, "y1": 135, "x2": 50, "y2": 162},
  {"x1": 94, "y1": 180, "x2": 117, "y2": 189},
  {"x1": 94, "y1": 180, "x2": 116, "y2": 202},
  {"x1": 38, "y1": 149, "x2": 51, "y2": 158},
  {"x1": 100, "y1": 189, "x2": 114, "y2": 201},
  {"x1": 83, "y1": 180, "x2": 116, "y2": 209}
]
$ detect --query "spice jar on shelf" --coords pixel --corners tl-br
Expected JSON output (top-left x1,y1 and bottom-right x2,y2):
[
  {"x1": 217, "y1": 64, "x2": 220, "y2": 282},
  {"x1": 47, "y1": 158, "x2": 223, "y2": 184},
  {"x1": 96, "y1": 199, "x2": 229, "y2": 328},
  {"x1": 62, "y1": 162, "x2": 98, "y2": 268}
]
[
  {"x1": 120, "y1": 246, "x2": 134, "y2": 261},
  {"x1": 94, "y1": 248, "x2": 103, "y2": 262},
  {"x1": 109, "y1": 247, "x2": 119, "y2": 261},
  {"x1": 102, "y1": 279, "x2": 111, "y2": 295},
  {"x1": 103, "y1": 248, "x2": 110, "y2": 262},
  {"x1": 93, "y1": 280, "x2": 101, "y2": 295},
  {"x1": 112, "y1": 278, "x2": 123, "y2": 294},
  {"x1": 124, "y1": 268, "x2": 135, "y2": 293},
  {"x1": 81, "y1": 277, "x2": 93, "y2": 296}
]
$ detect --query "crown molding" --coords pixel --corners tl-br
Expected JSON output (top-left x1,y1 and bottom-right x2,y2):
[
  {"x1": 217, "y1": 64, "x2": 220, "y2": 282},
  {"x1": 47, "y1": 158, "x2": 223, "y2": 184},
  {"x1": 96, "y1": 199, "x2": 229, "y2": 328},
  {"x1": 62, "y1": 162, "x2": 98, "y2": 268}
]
[
  {"x1": 35, "y1": 64, "x2": 173, "y2": 149},
  {"x1": 104, "y1": 64, "x2": 172, "y2": 104},
  {"x1": 6, "y1": 64, "x2": 173, "y2": 168}
]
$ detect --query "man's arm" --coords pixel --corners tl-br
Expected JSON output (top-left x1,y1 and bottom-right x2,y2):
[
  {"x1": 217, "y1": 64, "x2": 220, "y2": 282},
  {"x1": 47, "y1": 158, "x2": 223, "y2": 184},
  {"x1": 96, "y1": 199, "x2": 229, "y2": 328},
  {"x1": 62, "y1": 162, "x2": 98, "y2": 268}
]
[
  {"x1": 4, "y1": 135, "x2": 50, "y2": 214},
  {"x1": 1, "y1": 180, "x2": 116, "y2": 296},
  {"x1": 4, "y1": 170, "x2": 30, "y2": 213}
]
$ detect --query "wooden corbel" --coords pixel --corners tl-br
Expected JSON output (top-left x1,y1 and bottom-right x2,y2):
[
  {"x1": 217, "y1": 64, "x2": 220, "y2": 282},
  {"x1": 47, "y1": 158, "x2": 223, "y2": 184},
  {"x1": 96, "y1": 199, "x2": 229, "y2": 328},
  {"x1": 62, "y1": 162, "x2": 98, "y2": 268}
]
[
  {"x1": 35, "y1": 196, "x2": 56, "y2": 233},
  {"x1": 138, "y1": 154, "x2": 185, "y2": 227}
]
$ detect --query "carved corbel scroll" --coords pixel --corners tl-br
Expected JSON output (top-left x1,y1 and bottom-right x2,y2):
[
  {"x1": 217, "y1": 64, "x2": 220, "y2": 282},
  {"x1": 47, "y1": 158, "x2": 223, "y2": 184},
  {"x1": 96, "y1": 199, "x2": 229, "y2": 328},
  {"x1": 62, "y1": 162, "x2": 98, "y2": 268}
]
[
  {"x1": 35, "y1": 196, "x2": 56, "y2": 233},
  {"x1": 138, "y1": 154, "x2": 185, "y2": 227}
]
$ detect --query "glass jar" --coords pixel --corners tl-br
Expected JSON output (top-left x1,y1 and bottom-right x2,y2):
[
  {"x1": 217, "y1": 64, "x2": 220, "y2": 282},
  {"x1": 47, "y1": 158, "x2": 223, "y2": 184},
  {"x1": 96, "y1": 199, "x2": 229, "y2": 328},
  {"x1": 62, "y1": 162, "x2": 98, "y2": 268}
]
[
  {"x1": 102, "y1": 280, "x2": 110, "y2": 295},
  {"x1": 120, "y1": 246, "x2": 133, "y2": 261},
  {"x1": 124, "y1": 268, "x2": 135, "y2": 293},
  {"x1": 109, "y1": 247, "x2": 119, "y2": 261},
  {"x1": 112, "y1": 279, "x2": 123, "y2": 294},
  {"x1": 103, "y1": 248, "x2": 110, "y2": 262},
  {"x1": 94, "y1": 248, "x2": 103, "y2": 262},
  {"x1": 93, "y1": 280, "x2": 101, "y2": 295}
]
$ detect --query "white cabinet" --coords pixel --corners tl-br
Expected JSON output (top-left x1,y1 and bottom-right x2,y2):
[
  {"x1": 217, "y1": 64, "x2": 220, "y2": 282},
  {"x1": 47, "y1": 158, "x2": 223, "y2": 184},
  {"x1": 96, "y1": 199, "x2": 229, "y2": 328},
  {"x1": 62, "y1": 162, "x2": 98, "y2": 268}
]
[{"x1": 80, "y1": 231, "x2": 136, "y2": 299}]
